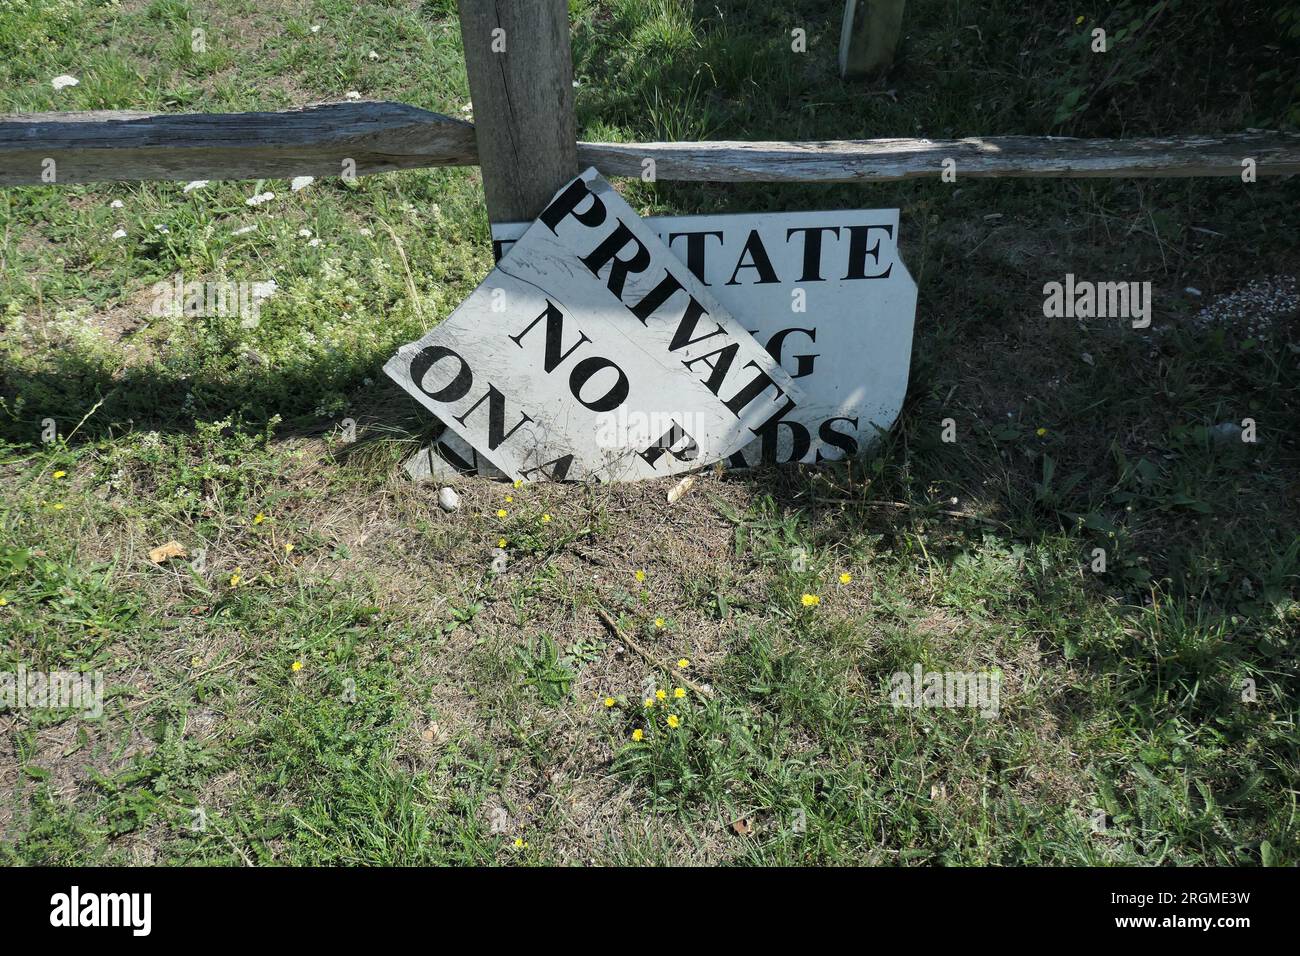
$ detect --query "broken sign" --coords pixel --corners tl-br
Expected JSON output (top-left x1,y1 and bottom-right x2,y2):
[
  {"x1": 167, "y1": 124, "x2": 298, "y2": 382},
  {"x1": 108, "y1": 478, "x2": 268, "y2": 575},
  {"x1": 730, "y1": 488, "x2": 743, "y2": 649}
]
[
  {"x1": 385, "y1": 168, "x2": 806, "y2": 482},
  {"x1": 411, "y1": 206, "x2": 916, "y2": 480}
]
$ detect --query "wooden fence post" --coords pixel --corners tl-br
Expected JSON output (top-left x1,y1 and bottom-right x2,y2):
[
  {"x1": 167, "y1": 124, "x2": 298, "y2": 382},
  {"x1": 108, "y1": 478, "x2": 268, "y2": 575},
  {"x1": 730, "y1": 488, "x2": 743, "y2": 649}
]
[
  {"x1": 839, "y1": 0, "x2": 906, "y2": 78},
  {"x1": 456, "y1": 0, "x2": 578, "y2": 223}
]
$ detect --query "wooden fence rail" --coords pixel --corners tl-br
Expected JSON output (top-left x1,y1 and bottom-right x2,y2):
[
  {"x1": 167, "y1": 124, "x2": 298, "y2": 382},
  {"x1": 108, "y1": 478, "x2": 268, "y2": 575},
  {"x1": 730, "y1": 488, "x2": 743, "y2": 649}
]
[{"x1": 3, "y1": 102, "x2": 1296, "y2": 188}]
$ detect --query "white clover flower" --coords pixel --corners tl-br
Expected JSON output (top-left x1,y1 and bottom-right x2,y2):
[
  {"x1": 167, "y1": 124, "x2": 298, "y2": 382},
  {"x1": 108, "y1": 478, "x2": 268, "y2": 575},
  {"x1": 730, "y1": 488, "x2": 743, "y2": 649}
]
[
  {"x1": 183, "y1": 180, "x2": 209, "y2": 193},
  {"x1": 310, "y1": 24, "x2": 321, "y2": 33},
  {"x1": 111, "y1": 228, "x2": 127, "y2": 240},
  {"x1": 231, "y1": 225, "x2": 256, "y2": 236},
  {"x1": 109, "y1": 199, "x2": 124, "y2": 209},
  {"x1": 298, "y1": 228, "x2": 312, "y2": 238},
  {"x1": 51, "y1": 75, "x2": 79, "y2": 90},
  {"x1": 290, "y1": 175, "x2": 314, "y2": 192},
  {"x1": 308, "y1": 238, "x2": 320, "y2": 247},
  {"x1": 245, "y1": 191, "x2": 275, "y2": 207}
]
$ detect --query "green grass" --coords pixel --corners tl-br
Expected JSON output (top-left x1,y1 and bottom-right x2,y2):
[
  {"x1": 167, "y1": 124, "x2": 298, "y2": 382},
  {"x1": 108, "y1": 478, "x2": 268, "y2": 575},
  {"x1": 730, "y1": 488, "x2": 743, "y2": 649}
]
[{"x1": 1, "y1": 0, "x2": 1297, "y2": 865}]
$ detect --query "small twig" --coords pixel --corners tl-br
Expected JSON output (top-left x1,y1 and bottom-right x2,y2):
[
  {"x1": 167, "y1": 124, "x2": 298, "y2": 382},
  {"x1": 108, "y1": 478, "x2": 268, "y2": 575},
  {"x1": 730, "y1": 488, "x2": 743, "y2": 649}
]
[
  {"x1": 596, "y1": 608, "x2": 712, "y2": 697},
  {"x1": 378, "y1": 218, "x2": 424, "y2": 324}
]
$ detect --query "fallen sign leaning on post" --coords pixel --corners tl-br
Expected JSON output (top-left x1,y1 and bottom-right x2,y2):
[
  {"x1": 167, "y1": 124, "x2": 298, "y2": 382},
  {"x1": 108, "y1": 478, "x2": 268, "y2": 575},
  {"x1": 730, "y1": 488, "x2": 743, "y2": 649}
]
[
  {"x1": 406, "y1": 207, "x2": 917, "y2": 481},
  {"x1": 385, "y1": 167, "x2": 807, "y2": 483}
]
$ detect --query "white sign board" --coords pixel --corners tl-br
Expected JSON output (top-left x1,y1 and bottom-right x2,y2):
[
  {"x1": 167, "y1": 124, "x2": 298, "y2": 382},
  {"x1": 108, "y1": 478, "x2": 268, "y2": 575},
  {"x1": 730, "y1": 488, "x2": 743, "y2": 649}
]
[
  {"x1": 386, "y1": 168, "x2": 807, "y2": 483},
  {"x1": 407, "y1": 206, "x2": 916, "y2": 480}
]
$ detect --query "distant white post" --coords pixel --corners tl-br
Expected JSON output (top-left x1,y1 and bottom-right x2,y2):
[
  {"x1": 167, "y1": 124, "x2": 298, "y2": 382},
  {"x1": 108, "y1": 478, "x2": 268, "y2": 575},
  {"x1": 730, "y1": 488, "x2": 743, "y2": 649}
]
[{"x1": 839, "y1": 0, "x2": 906, "y2": 79}]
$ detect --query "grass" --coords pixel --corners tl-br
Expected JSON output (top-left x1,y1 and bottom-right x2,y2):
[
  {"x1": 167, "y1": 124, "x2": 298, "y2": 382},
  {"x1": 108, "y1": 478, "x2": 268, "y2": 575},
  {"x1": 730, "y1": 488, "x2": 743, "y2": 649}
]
[{"x1": 0, "y1": 0, "x2": 1297, "y2": 866}]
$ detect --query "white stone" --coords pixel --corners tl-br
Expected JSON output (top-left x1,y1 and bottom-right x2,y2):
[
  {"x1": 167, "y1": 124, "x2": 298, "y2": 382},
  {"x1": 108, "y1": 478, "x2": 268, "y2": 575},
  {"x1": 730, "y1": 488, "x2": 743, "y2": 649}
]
[
  {"x1": 437, "y1": 487, "x2": 460, "y2": 511},
  {"x1": 51, "y1": 75, "x2": 78, "y2": 90}
]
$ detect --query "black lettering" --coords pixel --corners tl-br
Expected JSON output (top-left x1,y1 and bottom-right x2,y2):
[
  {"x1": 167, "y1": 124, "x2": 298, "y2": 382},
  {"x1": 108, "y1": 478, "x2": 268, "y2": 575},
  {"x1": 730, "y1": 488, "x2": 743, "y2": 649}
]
[
  {"x1": 816, "y1": 416, "x2": 860, "y2": 461},
  {"x1": 844, "y1": 224, "x2": 894, "y2": 280},
  {"x1": 667, "y1": 230, "x2": 724, "y2": 284},
  {"x1": 453, "y1": 384, "x2": 533, "y2": 450},
  {"x1": 580, "y1": 219, "x2": 652, "y2": 300},
  {"x1": 508, "y1": 300, "x2": 591, "y2": 372},
  {"x1": 724, "y1": 361, "x2": 787, "y2": 418},
  {"x1": 637, "y1": 421, "x2": 699, "y2": 468},
  {"x1": 726, "y1": 229, "x2": 780, "y2": 285},
  {"x1": 568, "y1": 356, "x2": 629, "y2": 412},
  {"x1": 520, "y1": 454, "x2": 574, "y2": 482},
  {"x1": 629, "y1": 270, "x2": 685, "y2": 324},
  {"x1": 539, "y1": 177, "x2": 607, "y2": 234},
  {"x1": 758, "y1": 418, "x2": 811, "y2": 464},
  {"x1": 682, "y1": 342, "x2": 739, "y2": 396},
  {"x1": 765, "y1": 326, "x2": 818, "y2": 378},
  {"x1": 409, "y1": 345, "x2": 473, "y2": 404},
  {"x1": 786, "y1": 225, "x2": 840, "y2": 282}
]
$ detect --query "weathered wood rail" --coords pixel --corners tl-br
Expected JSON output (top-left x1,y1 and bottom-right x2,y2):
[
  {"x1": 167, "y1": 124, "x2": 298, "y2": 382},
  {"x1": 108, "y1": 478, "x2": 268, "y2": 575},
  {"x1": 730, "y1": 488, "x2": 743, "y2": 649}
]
[{"x1": 3, "y1": 102, "x2": 1296, "y2": 188}]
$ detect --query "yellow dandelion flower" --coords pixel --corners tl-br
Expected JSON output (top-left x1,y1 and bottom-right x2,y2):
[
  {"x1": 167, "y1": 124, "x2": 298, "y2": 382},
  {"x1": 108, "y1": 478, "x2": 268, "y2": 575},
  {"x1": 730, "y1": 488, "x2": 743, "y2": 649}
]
[
  {"x1": 513, "y1": 837, "x2": 527, "y2": 848},
  {"x1": 541, "y1": 513, "x2": 551, "y2": 523},
  {"x1": 634, "y1": 569, "x2": 646, "y2": 582},
  {"x1": 801, "y1": 593, "x2": 820, "y2": 607},
  {"x1": 253, "y1": 513, "x2": 266, "y2": 525},
  {"x1": 191, "y1": 657, "x2": 202, "y2": 667},
  {"x1": 291, "y1": 660, "x2": 303, "y2": 672},
  {"x1": 513, "y1": 479, "x2": 523, "y2": 489},
  {"x1": 839, "y1": 572, "x2": 852, "y2": 585},
  {"x1": 603, "y1": 696, "x2": 615, "y2": 708},
  {"x1": 644, "y1": 697, "x2": 654, "y2": 708},
  {"x1": 498, "y1": 538, "x2": 507, "y2": 548},
  {"x1": 0, "y1": 597, "x2": 8, "y2": 606},
  {"x1": 1036, "y1": 427, "x2": 1048, "y2": 437},
  {"x1": 656, "y1": 689, "x2": 667, "y2": 701},
  {"x1": 52, "y1": 503, "x2": 64, "y2": 511},
  {"x1": 677, "y1": 658, "x2": 689, "y2": 669},
  {"x1": 284, "y1": 542, "x2": 294, "y2": 554},
  {"x1": 631, "y1": 728, "x2": 644, "y2": 741},
  {"x1": 655, "y1": 617, "x2": 666, "y2": 629},
  {"x1": 674, "y1": 687, "x2": 686, "y2": 699},
  {"x1": 496, "y1": 509, "x2": 507, "y2": 518},
  {"x1": 52, "y1": 470, "x2": 67, "y2": 479},
  {"x1": 229, "y1": 570, "x2": 242, "y2": 587},
  {"x1": 666, "y1": 714, "x2": 680, "y2": 728},
  {"x1": 505, "y1": 495, "x2": 513, "y2": 504}
]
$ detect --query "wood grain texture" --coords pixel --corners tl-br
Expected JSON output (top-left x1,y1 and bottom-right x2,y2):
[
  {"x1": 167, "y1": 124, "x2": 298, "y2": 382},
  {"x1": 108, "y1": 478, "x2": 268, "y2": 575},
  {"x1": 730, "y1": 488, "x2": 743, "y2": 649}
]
[
  {"x1": 578, "y1": 132, "x2": 1300, "y2": 182},
  {"x1": 2, "y1": 103, "x2": 1296, "y2": 186},
  {"x1": 0, "y1": 101, "x2": 477, "y2": 186},
  {"x1": 456, "y1": 0, "x2": 577, "y2": 222}
]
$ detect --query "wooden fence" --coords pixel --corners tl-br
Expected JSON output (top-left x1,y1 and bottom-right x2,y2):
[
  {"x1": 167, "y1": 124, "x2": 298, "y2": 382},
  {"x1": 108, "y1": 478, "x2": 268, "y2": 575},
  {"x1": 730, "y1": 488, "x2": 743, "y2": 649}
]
[{"x1": 2, "y1": 1, "x2": 1298, "y2": 226}]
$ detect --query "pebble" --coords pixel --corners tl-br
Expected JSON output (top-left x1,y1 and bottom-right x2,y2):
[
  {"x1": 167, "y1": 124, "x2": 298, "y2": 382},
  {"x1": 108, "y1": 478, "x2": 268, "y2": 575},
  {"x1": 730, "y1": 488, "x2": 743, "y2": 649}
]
[{"x1": 438, "y1": 487, "x2": 460, "y2": 512}]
